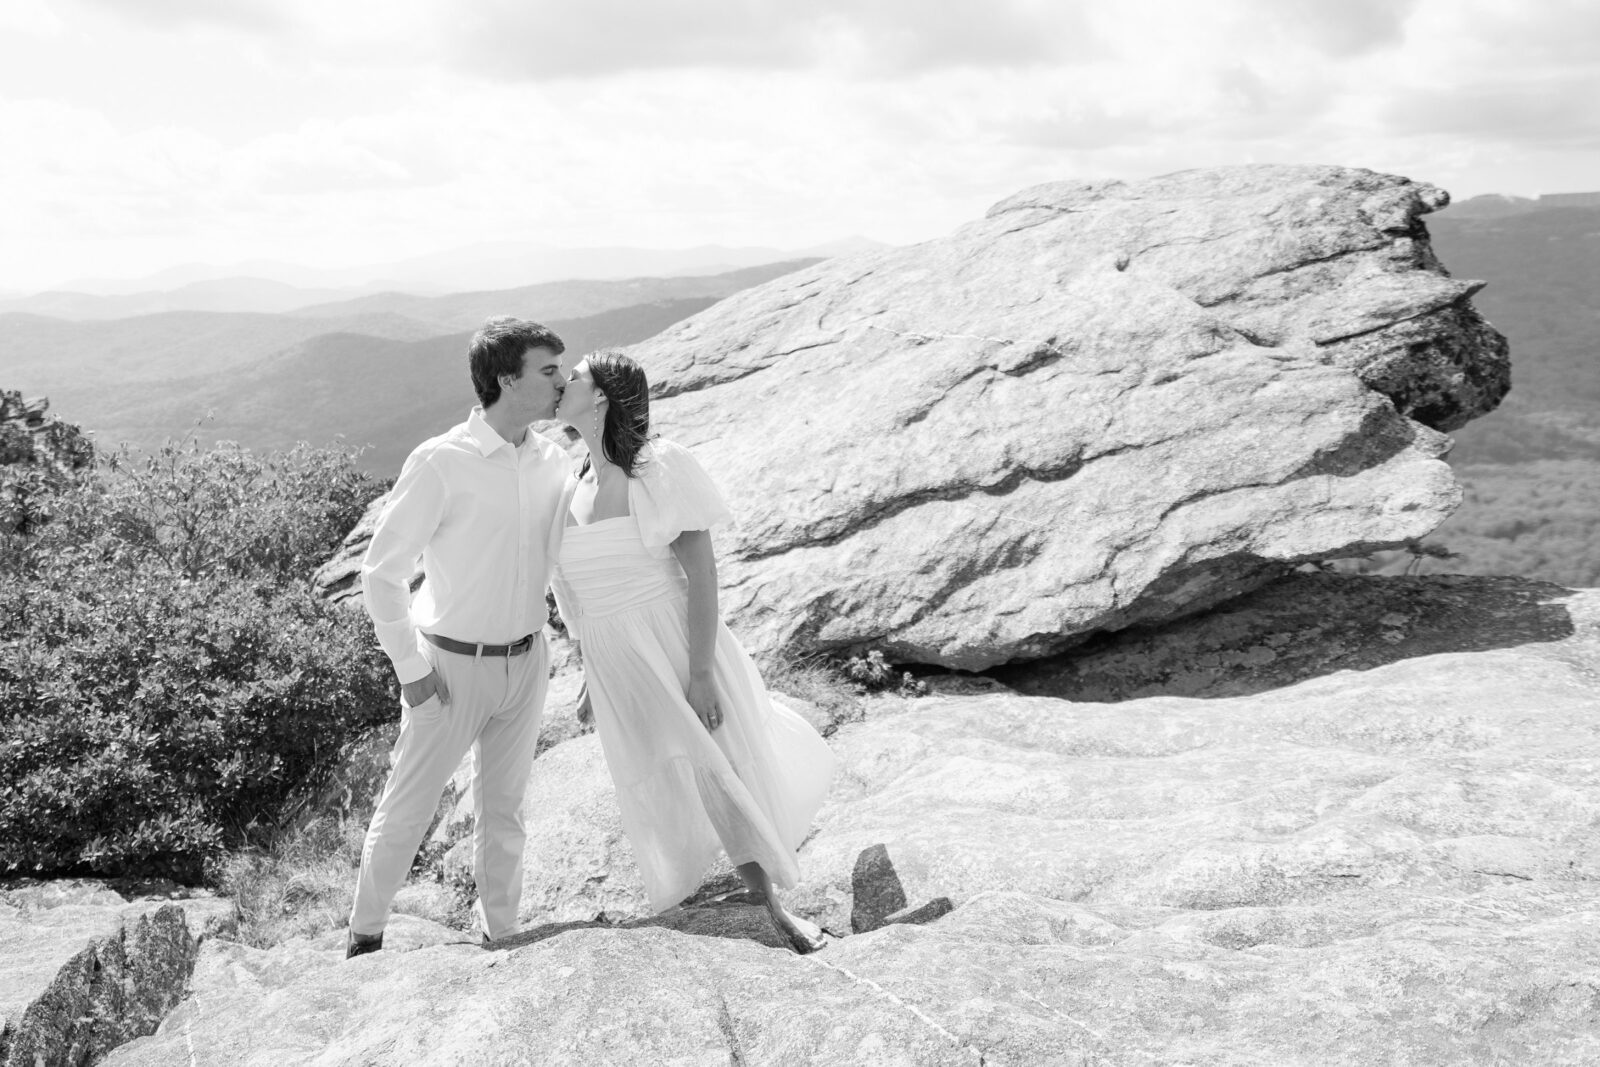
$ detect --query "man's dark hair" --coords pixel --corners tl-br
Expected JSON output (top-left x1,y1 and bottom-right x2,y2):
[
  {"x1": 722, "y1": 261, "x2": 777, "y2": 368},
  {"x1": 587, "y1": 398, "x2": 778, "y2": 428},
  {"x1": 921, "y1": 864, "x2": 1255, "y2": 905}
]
[
  {"x1": 582, "y1": 349, "x2": 652, "y2": 477},
  {"x1": 468, "y1": 317, "x2": 565, "y2": 408}
]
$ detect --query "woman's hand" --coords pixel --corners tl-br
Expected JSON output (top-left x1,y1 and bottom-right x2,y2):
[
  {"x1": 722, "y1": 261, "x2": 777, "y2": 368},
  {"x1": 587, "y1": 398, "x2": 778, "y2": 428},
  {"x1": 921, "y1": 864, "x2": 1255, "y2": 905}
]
[{"x1": 686, "y1": 673, "x2": 722, "y2": 732}]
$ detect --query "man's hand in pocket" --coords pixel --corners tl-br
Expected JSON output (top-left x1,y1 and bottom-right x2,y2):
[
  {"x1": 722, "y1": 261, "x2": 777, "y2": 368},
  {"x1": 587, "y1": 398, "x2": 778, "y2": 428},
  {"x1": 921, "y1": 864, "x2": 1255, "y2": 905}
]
[{"x1": 402, "y1": 670, "x2": 450, "y2": 708}]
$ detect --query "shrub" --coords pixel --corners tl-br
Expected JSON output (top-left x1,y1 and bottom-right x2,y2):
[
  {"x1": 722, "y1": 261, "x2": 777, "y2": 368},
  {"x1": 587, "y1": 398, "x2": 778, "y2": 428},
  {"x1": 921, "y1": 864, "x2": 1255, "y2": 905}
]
[
  {"x1": 96, "y1": 438, "x2": 382, "y2": 584},
  {"x1": 0, "y1": 433, "x2": 395, "y2": 882},
  {"x1": 841, "y1": 650, "x2": 929, "y2": 698}
]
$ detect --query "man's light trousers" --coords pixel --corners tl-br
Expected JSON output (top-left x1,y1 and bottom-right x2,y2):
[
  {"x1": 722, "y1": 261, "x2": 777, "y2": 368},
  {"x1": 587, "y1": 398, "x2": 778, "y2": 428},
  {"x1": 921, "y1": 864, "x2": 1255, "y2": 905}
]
[{"x1": 349, "y1": 632, "x2": 548, "y2": 940}]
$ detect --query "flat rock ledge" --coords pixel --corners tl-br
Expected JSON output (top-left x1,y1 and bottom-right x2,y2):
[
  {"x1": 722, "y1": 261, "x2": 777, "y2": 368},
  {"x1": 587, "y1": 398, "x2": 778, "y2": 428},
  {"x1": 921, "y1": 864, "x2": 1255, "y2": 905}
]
[
  {"x1": 102, "y1": 578, "x2": 1600, "y2": 1065},
  {"x1": 0, "y1": 881, "x2": 233, "y2": 1067}
]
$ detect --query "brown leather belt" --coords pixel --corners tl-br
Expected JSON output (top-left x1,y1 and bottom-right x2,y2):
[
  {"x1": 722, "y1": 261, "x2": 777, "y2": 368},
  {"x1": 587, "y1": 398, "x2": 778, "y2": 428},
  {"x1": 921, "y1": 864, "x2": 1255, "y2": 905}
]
[{"x1": 423, "y1": 631, "x2": 537, "y2": 658}]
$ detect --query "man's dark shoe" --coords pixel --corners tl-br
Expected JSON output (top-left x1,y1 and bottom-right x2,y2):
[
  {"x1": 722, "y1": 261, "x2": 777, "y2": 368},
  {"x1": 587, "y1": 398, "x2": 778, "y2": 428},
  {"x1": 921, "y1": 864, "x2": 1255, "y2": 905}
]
[{"x1": 345, "y1": 930, "x2": 383, "y2": 959}]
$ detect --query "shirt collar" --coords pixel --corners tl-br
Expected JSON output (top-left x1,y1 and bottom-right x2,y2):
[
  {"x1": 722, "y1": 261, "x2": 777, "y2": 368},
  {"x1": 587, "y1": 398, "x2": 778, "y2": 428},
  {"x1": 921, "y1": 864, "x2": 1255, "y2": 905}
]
[{"x1": 466, "y1": 406, "x2": 515, "y2": 457}]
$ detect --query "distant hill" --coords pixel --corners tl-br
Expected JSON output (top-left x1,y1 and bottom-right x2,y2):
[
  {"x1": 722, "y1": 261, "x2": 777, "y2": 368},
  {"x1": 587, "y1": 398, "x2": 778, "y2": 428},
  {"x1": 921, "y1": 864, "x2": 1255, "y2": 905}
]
[
  {"x1": 1433, "y1": 194, "x2": 1541, "y2": 220},
  {"x1": 41, "y1": 239, "x2": 882, "y2": 300},
  {"x1": 1, "y1": 285, "x2": 751, "y2": 475},
  {"x1": 89, "y1": 297, "x2": 723, "y2": 474},
  {"x1": 1430, "y1": 207, "x2": 1600, "y2": 455},
  {"x1": 0, "y1": 310, "x2": 443, "y2": 387},
  {"x1": 0, "y1": 260, "x2": 820, "y2": 336},
  {"x1": 0, "y1": 278, "x2": 366, "y2": 319},
  {"x1": 294, "y1": 259, "x2": 823, "y2": 331},
  {"x1": 0, "y1": 260, "x2": 827, "y2": 474},
  {"x1": 1372, "y1": 203, "x2": 1600, "y2": 586},
  {"x1": 1433, "y1": 190, "x2": 1600, "y2": 220},
  {"x1": 349, "y1": 240, "x2": 871, "y2": 292}
]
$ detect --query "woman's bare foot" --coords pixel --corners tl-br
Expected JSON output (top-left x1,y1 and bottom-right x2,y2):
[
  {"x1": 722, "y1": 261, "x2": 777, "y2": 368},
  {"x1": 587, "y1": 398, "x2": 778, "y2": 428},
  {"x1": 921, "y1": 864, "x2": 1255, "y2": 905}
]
[
  {"x1": 732, "y1": 860, "x2": 825, "y2": 953},
  {"x1": 768, "y1": 900, "x2": 825, "y2": 954}
]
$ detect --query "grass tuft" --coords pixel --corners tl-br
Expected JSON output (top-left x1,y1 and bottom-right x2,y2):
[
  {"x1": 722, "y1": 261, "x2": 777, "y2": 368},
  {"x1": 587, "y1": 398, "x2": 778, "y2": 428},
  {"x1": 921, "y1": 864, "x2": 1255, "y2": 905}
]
[{"x1": 213, "y1": 783, "x2": 476, "y2": 948}]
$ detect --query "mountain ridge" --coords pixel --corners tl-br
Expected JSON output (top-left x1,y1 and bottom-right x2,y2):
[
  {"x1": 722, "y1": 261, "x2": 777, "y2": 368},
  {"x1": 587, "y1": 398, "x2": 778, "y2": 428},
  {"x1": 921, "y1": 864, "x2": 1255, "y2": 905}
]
[
  {"x1": 33, "y1": 238, "x2": 885, "y2": 306},
  {"x1": 0, "y1": 257, "x2": 830, "y2": 474}
]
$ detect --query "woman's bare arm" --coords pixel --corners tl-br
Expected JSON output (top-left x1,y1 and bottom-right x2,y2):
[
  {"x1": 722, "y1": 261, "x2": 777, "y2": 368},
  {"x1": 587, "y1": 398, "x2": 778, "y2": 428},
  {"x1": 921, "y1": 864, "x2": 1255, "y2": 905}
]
[{"x1": 671, "y1": 528, "x2": 723, "y2": 730}]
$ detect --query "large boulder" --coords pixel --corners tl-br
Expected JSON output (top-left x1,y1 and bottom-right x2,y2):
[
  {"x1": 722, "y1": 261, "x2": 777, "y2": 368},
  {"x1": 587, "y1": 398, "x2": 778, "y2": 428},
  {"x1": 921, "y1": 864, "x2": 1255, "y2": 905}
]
[
  {"x1": 622, "y1": 165, "x2": 1507, "y2": 668},
  {"x1": 0, "y1": 881, "x2": 232, "y2": 1067}
]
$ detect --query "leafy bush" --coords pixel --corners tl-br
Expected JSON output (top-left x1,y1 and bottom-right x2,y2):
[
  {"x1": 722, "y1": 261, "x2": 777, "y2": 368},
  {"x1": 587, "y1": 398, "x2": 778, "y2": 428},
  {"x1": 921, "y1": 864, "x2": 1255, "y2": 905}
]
[
  {"x1": 0, "y1": 433, "x2": 395, "y2": 882},
  {"x1": 841, "y1": 650, "x2": 929, "y2": 698}
]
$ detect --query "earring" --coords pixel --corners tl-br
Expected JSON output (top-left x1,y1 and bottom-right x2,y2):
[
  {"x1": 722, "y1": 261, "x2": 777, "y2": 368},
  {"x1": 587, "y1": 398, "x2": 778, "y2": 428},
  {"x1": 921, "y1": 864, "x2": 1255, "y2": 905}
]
[{"x1": 592, "y1": 406, "x2": 602, "y2": 461}]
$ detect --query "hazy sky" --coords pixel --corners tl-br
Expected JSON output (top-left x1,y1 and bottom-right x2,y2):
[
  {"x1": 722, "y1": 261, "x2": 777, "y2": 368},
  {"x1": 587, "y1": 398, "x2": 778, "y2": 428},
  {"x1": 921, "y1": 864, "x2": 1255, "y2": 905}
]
[{"x1": 2, "y1": 0, "x2": 1596, "y2": 289}]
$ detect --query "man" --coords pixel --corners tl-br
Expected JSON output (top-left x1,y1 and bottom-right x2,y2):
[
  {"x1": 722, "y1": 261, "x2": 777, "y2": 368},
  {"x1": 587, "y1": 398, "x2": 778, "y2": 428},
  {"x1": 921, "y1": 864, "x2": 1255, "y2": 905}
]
[{"x1": 346, "y1": 317, "x2": 570, "y2": 957}]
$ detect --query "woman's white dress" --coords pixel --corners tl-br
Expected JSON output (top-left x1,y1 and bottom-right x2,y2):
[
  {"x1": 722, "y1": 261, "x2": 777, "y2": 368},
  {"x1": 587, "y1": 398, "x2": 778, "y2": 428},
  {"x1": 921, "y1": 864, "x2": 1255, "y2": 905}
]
[{"x1": 551, "y1": 439, "x2": 835, "y2": 912}]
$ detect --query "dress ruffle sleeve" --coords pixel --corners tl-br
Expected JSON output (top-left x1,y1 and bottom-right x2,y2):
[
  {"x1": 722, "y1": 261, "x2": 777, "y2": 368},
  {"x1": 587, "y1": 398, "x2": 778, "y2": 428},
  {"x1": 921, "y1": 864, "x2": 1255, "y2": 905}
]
[{"x1": 629, "y1": 439, "x2": 734, "y2": 558}]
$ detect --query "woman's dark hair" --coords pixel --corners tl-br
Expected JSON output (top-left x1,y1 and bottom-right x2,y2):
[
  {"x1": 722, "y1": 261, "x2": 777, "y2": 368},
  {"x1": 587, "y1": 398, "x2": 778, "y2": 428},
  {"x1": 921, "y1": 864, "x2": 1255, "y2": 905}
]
[
  {"x1": 468, "y1": 317, "x2": 565, "y2": 408},
  {"x1": 582, "y1": 349, "x2": 652, "y2": 477}
]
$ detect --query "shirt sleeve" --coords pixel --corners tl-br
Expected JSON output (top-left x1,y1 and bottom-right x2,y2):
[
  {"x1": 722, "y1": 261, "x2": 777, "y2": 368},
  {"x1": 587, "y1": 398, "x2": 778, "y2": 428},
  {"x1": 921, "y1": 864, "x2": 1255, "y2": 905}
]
[
  {"x1": 631, "y1": 439, "x2": 734, "y2": 555},
  {"x1": 360, "y1": 450, "x2": 446, "y2": 684}
]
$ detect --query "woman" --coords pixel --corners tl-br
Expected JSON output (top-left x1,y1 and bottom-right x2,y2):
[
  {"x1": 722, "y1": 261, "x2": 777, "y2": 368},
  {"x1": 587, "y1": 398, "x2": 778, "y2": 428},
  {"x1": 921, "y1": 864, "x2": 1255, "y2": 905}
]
[{"x1": 550, "y1": 350, "x2": 834, "y2": 953}]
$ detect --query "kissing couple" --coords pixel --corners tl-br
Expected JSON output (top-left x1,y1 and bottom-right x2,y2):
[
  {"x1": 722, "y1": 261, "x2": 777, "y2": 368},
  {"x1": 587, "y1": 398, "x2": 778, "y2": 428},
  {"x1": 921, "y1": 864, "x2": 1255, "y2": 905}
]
[{"x1": 344, "y1": 317, "x2": 835, "y2": 959}]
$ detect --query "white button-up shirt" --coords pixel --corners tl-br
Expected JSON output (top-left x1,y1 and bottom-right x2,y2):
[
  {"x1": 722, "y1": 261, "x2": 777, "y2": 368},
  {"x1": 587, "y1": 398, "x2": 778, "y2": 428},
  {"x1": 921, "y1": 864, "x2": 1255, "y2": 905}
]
[{"x1": 361, "y1": 407, "x2": 570, "y2": 684}]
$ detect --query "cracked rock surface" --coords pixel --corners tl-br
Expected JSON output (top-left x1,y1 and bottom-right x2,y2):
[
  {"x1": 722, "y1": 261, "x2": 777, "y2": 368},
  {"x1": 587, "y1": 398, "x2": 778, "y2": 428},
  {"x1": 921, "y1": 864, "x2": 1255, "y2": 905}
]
[
  {"x1": 104, "y1": 578, "x2": 1600, "y2": 1066},
  {"x1": 622, "y1": 165, "x2": 1506, "y2": 668}
]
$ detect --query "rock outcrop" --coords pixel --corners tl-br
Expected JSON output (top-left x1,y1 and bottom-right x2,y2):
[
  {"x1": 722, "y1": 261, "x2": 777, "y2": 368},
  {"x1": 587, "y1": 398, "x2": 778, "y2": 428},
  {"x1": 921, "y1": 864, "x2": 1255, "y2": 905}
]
[
  {"x1": 311, "y1": 492, "x2": 390, "y2": 605},
  {"x1": 0, "y1": 392, "x2": 93, "y2": 474},
  {"x1": 615, "y1": 165, "x2": 1506, "y2": 668},
  {"x1": 0, "y1": 881, "x2": 232, "y2": 1067},
  {"x1": 1, "y1": 392, "x2": 94, "y2": 534},
  {"x1": 107, "y1": 576, "x2": 1600, "y2": 1065}
]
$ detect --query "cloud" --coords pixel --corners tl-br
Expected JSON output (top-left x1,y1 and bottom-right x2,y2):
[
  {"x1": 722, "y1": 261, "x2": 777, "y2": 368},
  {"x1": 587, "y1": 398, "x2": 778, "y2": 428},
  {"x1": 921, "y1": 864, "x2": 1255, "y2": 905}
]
[
  {"x1": 75, "y1": 0, "x2": 291, "y2": 34},
  {"x1": 1387, "y1": 74, "x2": 1600, "y2": 149},
  {"x1": 0, "y1": 0, "x2": 65, "y2": 36},
  {"x1": 3, "y1": 0, "x2": 1599, "y2": 291},
  {"x1": 438, "y1": 0, "x2": 1097, "y2": 80},
  {"x1": 1266, "y1": 0, "x2": 1421, "y2": 57},
  {"x1": 224, "y1": 126, "x2": 431, "y2": 195},
  {"x1": 1463, "y1": 0, "x2": 1600, "y2": 65},
  {"x1": 1370, "y1": 0, "x2": 1600, "y2": 149}
]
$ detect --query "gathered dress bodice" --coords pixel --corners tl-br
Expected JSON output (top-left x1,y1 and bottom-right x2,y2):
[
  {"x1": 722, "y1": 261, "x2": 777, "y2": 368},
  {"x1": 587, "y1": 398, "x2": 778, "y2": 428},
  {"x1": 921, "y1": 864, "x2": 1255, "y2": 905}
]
[{"x1": 558, "y1": 513, "x2": 687, "y2": 621}]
